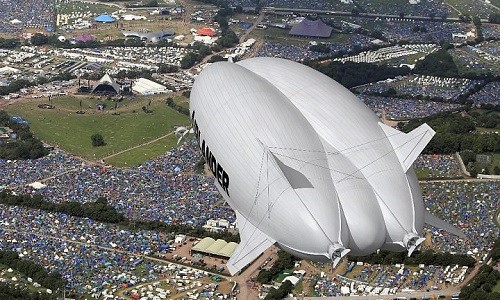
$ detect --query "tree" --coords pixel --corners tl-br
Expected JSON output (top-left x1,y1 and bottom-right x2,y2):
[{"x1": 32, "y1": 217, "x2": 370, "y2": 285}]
[
  {"x1": 0, "y1": 37, "x2": 20, "y2": 48},
  {"x1": 208, "y1": 55, "x2": 226, "y2": 63},
  {"x1": 180, "y1": 52, "x2": 199, "y2": 69},
  {"x1": 494, "y1": 166, "x2": 500, "y2": 175},
  {"x1": 158, "y1": 63, "x2": 179, "y2": 74},
  {"x1": 91, "y1": 133, "x2": 105, "y2": 147},
  {"x1": 30, "y1": 33, "x2": 48, "y2": 46},
  {"x1": 414, "y1": 49, "x2": 458, "y2": 77},
  {"x1": 460, "y1": 150, "x2": 476, "y2": 165},
  {"x1": 309, "y1": 43, "x2": 330, "y2": 53},
  {"x1": 124, "y1": 38, "x2": 144, "y2": 47}
]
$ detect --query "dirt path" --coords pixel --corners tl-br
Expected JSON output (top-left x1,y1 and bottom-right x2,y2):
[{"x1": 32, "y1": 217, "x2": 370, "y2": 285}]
[
  {"x1": 101, "y1": 130, "x2": 175, "y2": 163},
  {"x1": 239, "y1": 11, "x2": 266, "y2": 43},
  {"x1": 231, "y1": 246, "x2": 279, "y2": 300}
]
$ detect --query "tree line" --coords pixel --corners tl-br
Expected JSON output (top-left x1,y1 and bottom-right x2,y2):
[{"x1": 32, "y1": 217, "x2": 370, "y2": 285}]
[
  {"x1": 0, "y1": 250, "x2": 65, "y2": 292},
  {"x1": 0, "y1": 283, "x2": 57, "y2": 300},
  {"x1": 0, "y1": 72, "x2": 76, "y2": 96},
  {"x1": 309, "y1": 61, "x2": 411, "y2": 88},
  {"x1": 166, "y1": 97, "x2": 189, "y2": 116},
  {"x1": 0, "y1": 111, "x2": 48, "y2": 160},
  {"x1": 400, "y1": 111, "x2": 500, "y2": 155},
  {"x1": 257, "y1": 250, "x2": 297, "y2": 284},
  {"x1": 349, "y1": 249, "x2": 476, "y2": 267},
  {"x1": 264, "y1": 280, "x2": 293, "y2": 300},
  {"x1": 459, "y1": 264, "x2": 500, "y2": 300},
  {"x1": 0, "y1": 190, "x2": 240, "y2": 243}
]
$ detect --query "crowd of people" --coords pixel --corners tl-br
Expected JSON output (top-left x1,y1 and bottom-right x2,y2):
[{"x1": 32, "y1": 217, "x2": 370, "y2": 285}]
[
  {"x1": 451, "y1": 43, "x2": 500, "y2": 75},
  {"x1": 356, "y1": 0, "x2": 450, "y2": 18},
  {"x1": 421, "y1": 180, "x2": 499, "y2": 259},
  {"x1": 0, "y1": 0, "x2": 55, "y2": 33},
  {"x1": 10, "y1": 141, "x2": 236, "y2": 227},
  {"x1": 0, "y1": 205, "x2": 227, "y2": 297},
  {"x1": 381, "y1": 21, "x2": 468, "y2": 43},
  {"x1": 332, "y1": 16, "x2": 468, "y2": 44},
  {"x1": 313, "y1": 263, "x2": 465, "y2": 297},
  {"x1": 482, "y1": 24, "x2": 500, "y2": 40},
  {"x1": 355, "y1": 75, "x2": 482, "y2": 102},
  {"x1": 0, "y1": 134, "x2": 498, "y2": 297},
  {"x1": 358, "y1": 95, "x2": 463, "y2": 120},
  {"x1": 260, "y1": 0, "x2": 354, "y2": 11},
  {"x1": 468, "y1": 81, "x2": 500, "y2": 106},
  {"x1": 413, "y1": 155, "x2": 462, "y2": 179},
  {"x1": 254, "y1": 35, "x2": 374, "y2": 61}
]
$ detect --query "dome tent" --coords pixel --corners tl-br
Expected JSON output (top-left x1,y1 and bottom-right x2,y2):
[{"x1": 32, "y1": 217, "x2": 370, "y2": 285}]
[{"x1": 94, "y1": 14, "x2": 116, "y2": 23}]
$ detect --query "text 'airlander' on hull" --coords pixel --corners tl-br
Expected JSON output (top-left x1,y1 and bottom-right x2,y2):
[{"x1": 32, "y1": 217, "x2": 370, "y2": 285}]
[{"x1": 189, "y1": 57, "x2": 465, "y2": 276}]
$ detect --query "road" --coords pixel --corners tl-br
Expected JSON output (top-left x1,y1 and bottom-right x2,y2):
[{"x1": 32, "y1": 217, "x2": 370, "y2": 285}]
[
  {"x1": 231, "y1": 246, "x2": 279, "y2": 300},
  {"x1": 239, "y1": 11, "x2": 266, "y2": 43},
  {"x1": 261, "y1": 7, "x2": 491, "y2": 23}
]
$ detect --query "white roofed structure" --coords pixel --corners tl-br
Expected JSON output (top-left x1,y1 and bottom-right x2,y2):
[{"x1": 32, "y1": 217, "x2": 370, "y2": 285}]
[{"x1": 132, "y1": 78, "x2": 170, "y2": 95}]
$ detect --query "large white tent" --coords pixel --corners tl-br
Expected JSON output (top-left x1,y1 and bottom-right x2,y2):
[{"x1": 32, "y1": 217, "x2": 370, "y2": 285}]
[{"x1": 132, "y1": 78, "x2": 170, "y2": 95}]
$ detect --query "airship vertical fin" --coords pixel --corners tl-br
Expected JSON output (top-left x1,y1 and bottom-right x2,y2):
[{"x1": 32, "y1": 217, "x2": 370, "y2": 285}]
[
  {"x1": 227, "y1": 211, "x2": 276, "y2": 275},
  {"x1": 269, "y1": 152, "x2": 314, "y2": 189},
  {"x1": 424, "y1": 210, "x2": 466, "y2": 239},
  {"x1": 379, "y1": 123, "x2": 436, "y2": 172}
]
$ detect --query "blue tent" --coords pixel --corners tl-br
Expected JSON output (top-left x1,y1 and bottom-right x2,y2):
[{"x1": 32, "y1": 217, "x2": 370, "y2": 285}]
[{"x1": 94, "y1": 14, "x2": 116, "y2": 23}]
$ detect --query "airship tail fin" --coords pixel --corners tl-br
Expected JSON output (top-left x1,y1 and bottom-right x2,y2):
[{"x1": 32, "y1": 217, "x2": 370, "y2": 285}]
[
  {"x1": 379, "y1": 123, "x2": 435, "y2": 172},
  {"x1": 227, "y1": 211, "x2": 276, "y2": 275},
  {"x1": 424, "y1": 210, "x2": 466, "y2": 239},
  {"x1": 407, "y1": 237, "x2": 426, "y2": 257}
]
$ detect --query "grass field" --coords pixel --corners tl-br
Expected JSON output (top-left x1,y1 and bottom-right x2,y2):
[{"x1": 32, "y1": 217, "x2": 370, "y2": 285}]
[
  {"x1": 56, "y1": 0, "x2": 118, "y2": 15},
  {"x1": 494, "y1": 281, "x2": 500, "y2": 293},
  {"x1": 249, "y1": 26, "x2": 355, "y2": 47},
  {"x1": 105, "y1": 134, "x2": 179, "y2": 167},
  {"x1": 415, "y1": 168, "x2": 431, "y2": 179},
  {"x1": 173, "y1": 95, "x2": 190, "y2": 110},
  {"x1": 5, "y1": 95, "x2": 190, "y2": 166}
]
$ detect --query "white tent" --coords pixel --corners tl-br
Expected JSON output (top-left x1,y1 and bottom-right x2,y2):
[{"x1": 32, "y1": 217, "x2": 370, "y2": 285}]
[
  {"x1": 28, "y1": 182, "x2": 47, "y2": 190},
  {"x1": 132, "y1": 78, "x2": 170, "y2": 95},
  {"x1": 282, "y1": 276, "x2": 300, "y2": 285}
]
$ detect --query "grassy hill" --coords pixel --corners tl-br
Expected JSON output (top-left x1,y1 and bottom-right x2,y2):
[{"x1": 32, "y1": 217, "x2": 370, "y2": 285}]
[{"x1": 5, "y1": 95, "x2": 190, "y2": 166}]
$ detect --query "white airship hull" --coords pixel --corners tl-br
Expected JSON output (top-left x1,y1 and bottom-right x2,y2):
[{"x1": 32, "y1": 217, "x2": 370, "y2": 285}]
[{"x1": 190, "y1": 58, "x2": 465, "y2": 275}]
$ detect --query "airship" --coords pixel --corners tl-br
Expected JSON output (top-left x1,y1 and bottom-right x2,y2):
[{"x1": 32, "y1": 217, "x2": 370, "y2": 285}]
[{"x1": 189, "y1": 57, "x2": 464, "y2": 276}]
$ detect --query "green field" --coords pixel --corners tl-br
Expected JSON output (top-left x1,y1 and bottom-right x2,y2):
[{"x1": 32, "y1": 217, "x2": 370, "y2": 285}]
[
  {"x1": 415, "y1": 168, "x2": 431, "y2": 179},
  {"x1": 5, "y1": 95, "x2": 190, "y2": 166},
  {"x1": 445, "y1": 0, "x2": 493, "y2": 17},
  {"x1": 249, "y1": 25, "x2": 355, "y2": 46},
  {"x1": 105, "y1": 134, "x2": 179, "y2": 167},
  {"x1": 55, "y1": 0, "x2": 118, "y2": 16},
  {"x1": 173, "y1": 95, "x2": 190, "y2": 110},
  {"x1": 494, "y1": 281, "x2": 500, "y2": 293}
]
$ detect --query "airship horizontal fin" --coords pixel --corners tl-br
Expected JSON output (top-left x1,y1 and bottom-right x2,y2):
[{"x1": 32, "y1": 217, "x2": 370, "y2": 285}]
[
  {"x1": 379, "y1": 123, "x2": 436, "y2": 172},
  {"x1": 424, "y1": 210, "x2": 466, "y2": 239},
  {"x1": 227, "y1": 211, "x2": 276, "y2": 275}
]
